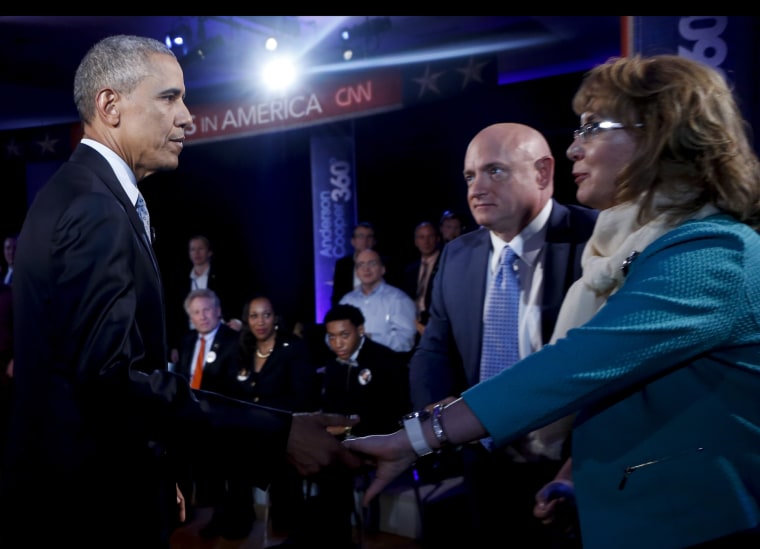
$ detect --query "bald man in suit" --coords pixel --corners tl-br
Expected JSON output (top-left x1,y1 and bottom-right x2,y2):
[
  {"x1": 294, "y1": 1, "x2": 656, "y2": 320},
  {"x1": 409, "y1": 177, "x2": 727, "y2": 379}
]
[{"x1": 409, "y1": 123, "x2": 598, "y2": 547}]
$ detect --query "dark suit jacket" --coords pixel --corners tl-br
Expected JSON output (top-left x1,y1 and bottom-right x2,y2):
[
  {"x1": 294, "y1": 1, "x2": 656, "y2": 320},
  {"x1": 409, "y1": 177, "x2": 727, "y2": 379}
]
[
  {"x1": 1, "y1": 144, "x2": 292, "y2": 546},
  {"x1": 409, "y1": 200, "x2": 598, "y2": 409},
  {"x1": 321, "y1": 337, "x2": 411, "y2": 437},
  {"x1": 176, "y1": 323, "x2": 241, "y2": 395},
  {"x1": 401, "y1": 252, "x2": 441, "y2": 325},
  {"x1": 331, "y1": 253, "x2": 356, "y2": 307},
  {"x1": 228, "y1": 334, "x2": 319, "y2": 412}
]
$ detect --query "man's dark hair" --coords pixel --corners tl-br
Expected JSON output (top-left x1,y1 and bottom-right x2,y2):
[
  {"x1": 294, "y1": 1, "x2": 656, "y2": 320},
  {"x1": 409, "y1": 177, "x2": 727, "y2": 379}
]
[
  {"x1": 353, "y1": 221, "x2": 375, "y2": 236},
  {"x1": 324, "y1": 304, "x2": 365, "y2": 327}
]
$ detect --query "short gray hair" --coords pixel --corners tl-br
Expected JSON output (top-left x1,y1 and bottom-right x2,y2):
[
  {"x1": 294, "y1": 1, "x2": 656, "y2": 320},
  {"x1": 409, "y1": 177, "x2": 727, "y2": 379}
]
[
  {"x1": 183, "y1": 288, "x2": 221, "y2": 314},
  {"x1": 73, "y1": 34, "x2": 175, "y2": 124}
]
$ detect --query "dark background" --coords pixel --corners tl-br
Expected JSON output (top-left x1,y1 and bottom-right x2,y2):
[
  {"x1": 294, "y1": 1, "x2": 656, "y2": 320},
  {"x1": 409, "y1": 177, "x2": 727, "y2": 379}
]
[{"x1": 134, "y1": 70, "x2": 586, "y2": 328}]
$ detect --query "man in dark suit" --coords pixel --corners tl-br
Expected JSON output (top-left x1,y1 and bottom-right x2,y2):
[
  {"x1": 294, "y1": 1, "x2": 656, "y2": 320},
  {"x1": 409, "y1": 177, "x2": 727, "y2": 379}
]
[
  {"x1": 167, "y1": 234, "x2": 242, "y2": 365},
  {"x1": 294, "y1": 304, "x2": 412, "y2": 549},
  {"x1": 174, "y1": 288, "x2": 253, "y2": 539},
  {"x1": 0, "y1": 34, "x2": 358, "y2": 548},
  {"x1": 409, "y1": 123, "x2": 598, "y2": 547},
  {"x1": 401, "y1": 221, "x2": 442, "y2": 336}
]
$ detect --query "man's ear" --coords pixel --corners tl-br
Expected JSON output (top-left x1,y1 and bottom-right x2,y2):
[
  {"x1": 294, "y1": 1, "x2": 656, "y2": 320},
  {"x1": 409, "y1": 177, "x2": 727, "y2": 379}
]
[
  {"x1": 358, "y1": 325, "x2": 365, "y2": 337},
  {"x1": 535, "y1": 155, "x2": 555, "y2": 190},
  {"x1": 95, "y1": 89, "x2": 120, "y2": 126}
]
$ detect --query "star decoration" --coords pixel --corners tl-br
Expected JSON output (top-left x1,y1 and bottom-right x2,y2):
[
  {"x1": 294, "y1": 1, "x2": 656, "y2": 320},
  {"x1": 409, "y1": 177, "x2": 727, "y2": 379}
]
[
  {"x1": 413, "y1": 65, "x2": 445, "y2": 99},
  {"x1": 456, "y1": 57, "x2": 489, "y2": 89},
  {"x1": 37, "y1": 134, "x2": 59, "y2": 154},
  {"x1": 5, "y1": 139, "x2": 21, "y2": 157}
]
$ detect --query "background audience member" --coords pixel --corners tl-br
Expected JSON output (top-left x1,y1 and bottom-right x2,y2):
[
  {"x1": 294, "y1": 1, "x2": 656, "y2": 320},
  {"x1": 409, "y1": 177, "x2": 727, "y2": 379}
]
[
  {"x1": 2, "y1": 235, "x2": 17, "y2": 286},
  {"x1": 331, "y1": 221, "x2": 376, "y2": 307},
  {"x1": 401, "y1": 221, "x2": 442, "y2": 337},
  {"x1": 438, "y1": 210, "x2": 467, "y2": 244},
  {"x1": 347, "y1": 53, "x2": 760, "y2": 549},
  {"x1": 174, "y1": 288, "x2": 250, "y2": 539},
  {"x1": 228, "y1": 294, "x2": 320, "y2": 540},
  {"x1": 298, "y1": 304, "x2": 412, "y2": 549},
  {"x1": 408, "y1": 122, "x2": 597, "y2": 547},
  {"x1": 167, "y1": 234, "x2": 242, "y2": 364},
  {"x1": 340, "y1": 248, "x2": 417, "y2": 353},
  {"x1": 0, "y1": 281, "x2": 11, "y2": 469}
]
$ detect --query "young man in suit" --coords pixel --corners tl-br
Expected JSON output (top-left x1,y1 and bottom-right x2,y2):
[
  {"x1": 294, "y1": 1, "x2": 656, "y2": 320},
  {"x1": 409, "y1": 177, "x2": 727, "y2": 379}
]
[
  {"x1": 0, "y1": 34, "x2": 359, "y2": 547},
  {"x1": 294, "y1": 304, "x2": 411, "y2": 549},
  {"x1": 408, "y1": 123, "x2": 598, "y2": 547}
]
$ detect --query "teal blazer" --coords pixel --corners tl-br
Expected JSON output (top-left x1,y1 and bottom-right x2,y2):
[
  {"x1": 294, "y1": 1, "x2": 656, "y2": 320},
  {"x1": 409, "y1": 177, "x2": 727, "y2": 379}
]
[{"x1": 463, "y1": 214, "x2": 760, "y2": 549}]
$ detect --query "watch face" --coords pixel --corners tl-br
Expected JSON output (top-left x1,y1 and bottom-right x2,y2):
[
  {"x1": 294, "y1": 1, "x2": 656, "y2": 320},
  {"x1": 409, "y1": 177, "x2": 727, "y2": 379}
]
[{"x1": 403, "y1": 410, "x2": 431, "y2": 421}]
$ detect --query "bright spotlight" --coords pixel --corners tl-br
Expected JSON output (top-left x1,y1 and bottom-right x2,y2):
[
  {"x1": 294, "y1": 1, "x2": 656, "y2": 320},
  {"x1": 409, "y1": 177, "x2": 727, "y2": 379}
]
[
  {"x1": 265, "y1": 37, "x2": 278, "y2": 51},
  {"x1": 262, "y1": 56, "x2": 297, "y2": 91}
]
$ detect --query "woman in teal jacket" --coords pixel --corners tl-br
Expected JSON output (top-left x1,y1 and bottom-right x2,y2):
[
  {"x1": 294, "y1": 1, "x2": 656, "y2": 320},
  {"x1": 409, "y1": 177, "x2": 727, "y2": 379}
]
[{"x1": 345, "y1": 54, "x2": 760, "y2": 549}]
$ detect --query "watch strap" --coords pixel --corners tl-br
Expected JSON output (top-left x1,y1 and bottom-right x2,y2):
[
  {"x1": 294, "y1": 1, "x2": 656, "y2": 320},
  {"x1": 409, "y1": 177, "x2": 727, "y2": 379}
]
[{"x1": 403, "y1": 411, "x2": 433, "y2": 457}]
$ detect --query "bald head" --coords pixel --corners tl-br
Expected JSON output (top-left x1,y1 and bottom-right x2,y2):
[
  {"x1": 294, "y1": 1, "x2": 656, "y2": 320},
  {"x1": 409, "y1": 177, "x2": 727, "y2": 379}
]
[
  {"x1": 468, "y1": 123, "x2": 553, "y2": 167},
  {"x1": 464, "y1": 123, "x2": 555, "y2": 240}
]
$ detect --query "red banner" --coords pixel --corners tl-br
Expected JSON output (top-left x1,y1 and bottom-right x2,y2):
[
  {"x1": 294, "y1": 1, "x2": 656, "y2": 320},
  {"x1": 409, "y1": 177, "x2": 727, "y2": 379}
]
[{"x1": 185, "y1": 68, "x2": 403, "y2": 145}]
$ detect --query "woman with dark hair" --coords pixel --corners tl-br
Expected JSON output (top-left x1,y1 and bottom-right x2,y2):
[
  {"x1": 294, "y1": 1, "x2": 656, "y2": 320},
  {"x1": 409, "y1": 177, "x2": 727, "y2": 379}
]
[{"x1": 230, "y1": 294, "x2": 320, "y2": 537}]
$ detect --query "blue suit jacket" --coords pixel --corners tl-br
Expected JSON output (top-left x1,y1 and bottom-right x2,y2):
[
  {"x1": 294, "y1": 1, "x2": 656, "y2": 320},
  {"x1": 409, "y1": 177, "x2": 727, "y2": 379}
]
[
  {"x1": 463, "y1": 215, "x2": 760, "y2": 548},
  {"x1": 409, "y1": 200, "x2": 598, "y2": 409}
]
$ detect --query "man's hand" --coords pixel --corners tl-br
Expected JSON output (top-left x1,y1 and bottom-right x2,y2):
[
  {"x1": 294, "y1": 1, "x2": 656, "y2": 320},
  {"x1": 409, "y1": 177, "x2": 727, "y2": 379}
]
[
  {"x1": 286, "y1": 412, "x2": 362, "y2": 476},
  {"x1": 176, "y1": 483, "x2": 186, "y2": 523}
]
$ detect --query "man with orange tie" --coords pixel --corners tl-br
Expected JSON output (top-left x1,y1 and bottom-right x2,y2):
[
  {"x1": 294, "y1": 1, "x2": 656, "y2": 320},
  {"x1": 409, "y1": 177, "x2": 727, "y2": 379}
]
[{"x1": 175, "y1": 288, "x2": 252, "y2": 539}]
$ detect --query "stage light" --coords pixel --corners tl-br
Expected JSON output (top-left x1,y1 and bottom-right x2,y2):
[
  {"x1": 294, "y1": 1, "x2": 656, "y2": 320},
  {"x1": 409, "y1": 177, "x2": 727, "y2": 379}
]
[
  {"x1": 262, "y1": 55, "x2": 297, "y2": 91},
  {"x1": 165, "y1": 21, "x2": 192, "y2": 54},
  {"x1": 341, "y1": 28, "x2": 350, "y2": 41},
  {"x1": 343, "y1": 48, "x2": 353, "y2": 61},
  {"x1": 265, "y1": 36, "x2": 278, "y2": 51}
]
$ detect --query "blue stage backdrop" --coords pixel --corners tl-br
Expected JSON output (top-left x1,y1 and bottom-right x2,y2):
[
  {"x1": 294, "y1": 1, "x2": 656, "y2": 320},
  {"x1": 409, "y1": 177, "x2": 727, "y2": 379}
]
[{"x1": 310, "y1": 129, "x2": 357, "y2": 323}]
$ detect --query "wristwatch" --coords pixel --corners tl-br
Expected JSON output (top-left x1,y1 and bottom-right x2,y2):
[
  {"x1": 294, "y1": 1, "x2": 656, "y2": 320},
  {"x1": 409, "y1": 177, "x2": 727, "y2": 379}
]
[{"x1": 402, "y1": 410, "x2": 433, "y2": 457}]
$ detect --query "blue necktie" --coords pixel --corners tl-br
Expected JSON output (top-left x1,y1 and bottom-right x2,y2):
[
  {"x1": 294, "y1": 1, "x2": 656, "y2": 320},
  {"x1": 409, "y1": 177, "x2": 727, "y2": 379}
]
[
  {"x1": 135, "y1": 193, "x2": 151, "y2": 242},
  {"x1": 480, "y1": 246, "x2": 520, "y2": 382}
]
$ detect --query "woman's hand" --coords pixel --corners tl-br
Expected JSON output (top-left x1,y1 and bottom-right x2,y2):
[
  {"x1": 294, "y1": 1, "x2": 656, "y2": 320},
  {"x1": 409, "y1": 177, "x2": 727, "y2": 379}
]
[{"x1": 342, "y1": 430, "x2": 417, "y2": 505}]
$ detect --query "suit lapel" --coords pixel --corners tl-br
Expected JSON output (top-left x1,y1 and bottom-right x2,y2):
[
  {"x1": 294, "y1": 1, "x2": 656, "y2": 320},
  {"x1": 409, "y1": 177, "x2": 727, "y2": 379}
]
[{"x1": 71, "y1": 145, "x2": 161, "y2": 278}]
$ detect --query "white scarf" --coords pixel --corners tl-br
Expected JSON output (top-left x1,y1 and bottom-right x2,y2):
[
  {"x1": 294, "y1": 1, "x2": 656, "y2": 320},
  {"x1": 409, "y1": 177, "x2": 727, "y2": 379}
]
[{"x1": 550, "y1": 197, "x2": 719, "y2": 343}]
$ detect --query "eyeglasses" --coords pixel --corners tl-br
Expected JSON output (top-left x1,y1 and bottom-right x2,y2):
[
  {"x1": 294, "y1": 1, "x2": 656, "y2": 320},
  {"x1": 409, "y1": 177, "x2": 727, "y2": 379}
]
[
  {"x1": 573, "y1": 120, "x2": 643, "y2": 142},
  {"x1": 356, "y1": 260, "x2": 380, "y2": 269}
]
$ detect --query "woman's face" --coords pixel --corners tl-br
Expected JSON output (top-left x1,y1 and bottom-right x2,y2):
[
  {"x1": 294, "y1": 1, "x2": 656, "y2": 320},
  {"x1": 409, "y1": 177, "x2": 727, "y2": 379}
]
[
  {"x1": 566, "y1": 112, "x2": 638, "y2": 211},
  {"x1": 247, "y1": 298, "x2": 276, "y2": 341}
]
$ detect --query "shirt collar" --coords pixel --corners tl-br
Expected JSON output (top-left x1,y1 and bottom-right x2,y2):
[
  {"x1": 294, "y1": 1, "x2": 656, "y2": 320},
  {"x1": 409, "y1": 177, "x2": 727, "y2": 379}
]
[
  {"x1": 81, "y1": 138, "x2": 139, "y2": 205},
  {"x1": 488, "y1": 199, "x2": 552, "y2": 272}
]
